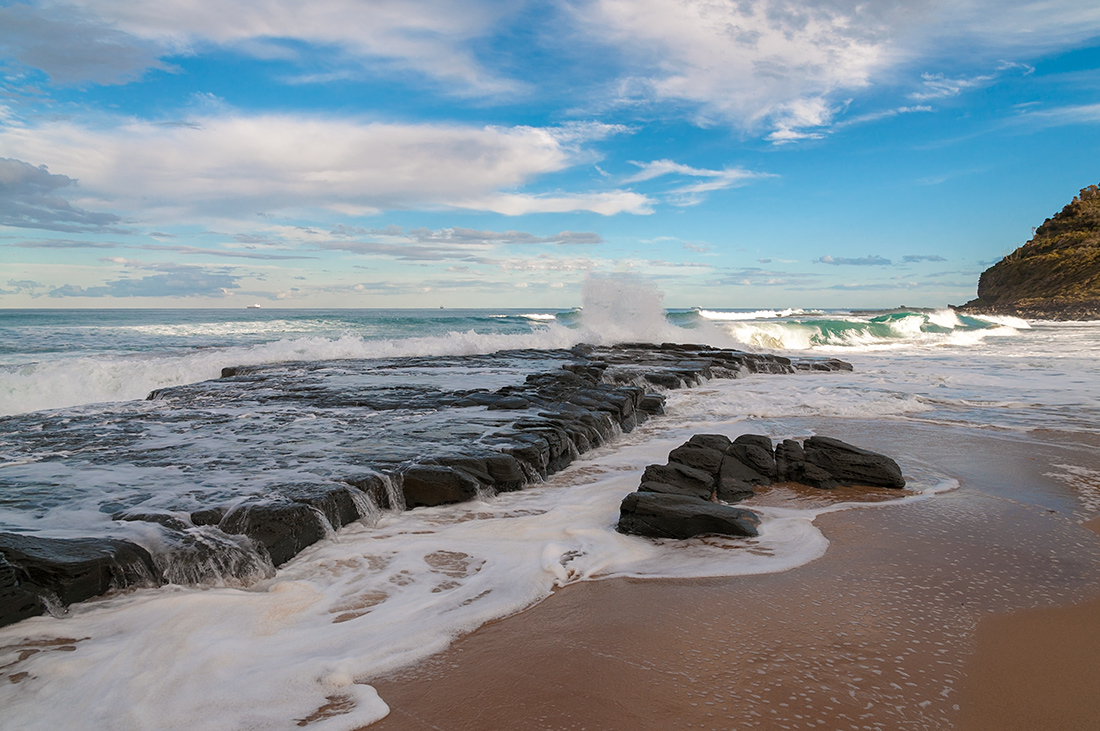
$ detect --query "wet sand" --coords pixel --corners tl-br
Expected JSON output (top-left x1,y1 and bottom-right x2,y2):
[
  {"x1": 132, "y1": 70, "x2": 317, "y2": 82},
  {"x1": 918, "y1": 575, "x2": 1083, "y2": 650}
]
[
  {"x1": 960, "y1": 517, "x2": 1100, "y2": 731},
  {"x1": 365, "y1": 422, "x2": 1100, "y2": 730}
]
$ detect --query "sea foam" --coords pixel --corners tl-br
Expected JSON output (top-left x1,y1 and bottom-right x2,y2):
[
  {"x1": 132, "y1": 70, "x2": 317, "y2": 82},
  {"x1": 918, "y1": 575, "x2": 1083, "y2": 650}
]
[{"x1": 0, "y1": 376, "x2": 955, "y2": 731}]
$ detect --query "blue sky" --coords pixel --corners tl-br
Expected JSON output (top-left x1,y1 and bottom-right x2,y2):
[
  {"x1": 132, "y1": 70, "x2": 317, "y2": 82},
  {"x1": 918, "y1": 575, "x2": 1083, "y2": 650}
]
[{"x1": 1, "y1": 0, "x2": 1099, "y2": 309}]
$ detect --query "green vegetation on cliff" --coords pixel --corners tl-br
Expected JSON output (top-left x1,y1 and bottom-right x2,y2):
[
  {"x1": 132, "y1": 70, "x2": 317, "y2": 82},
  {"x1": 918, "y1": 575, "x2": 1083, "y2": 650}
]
[{"x1": 961, "y1": 184, "x2": 1100, "y2": 319}]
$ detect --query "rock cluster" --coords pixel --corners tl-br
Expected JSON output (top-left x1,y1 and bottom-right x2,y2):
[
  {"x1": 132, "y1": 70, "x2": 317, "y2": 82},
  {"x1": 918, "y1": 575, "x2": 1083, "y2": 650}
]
[
  {"x1": 617, "y1": 434, "x2": 905, "y2": 540},
  {"x1": 1, "y1": 343, "x2": 852, "y2": 628}
]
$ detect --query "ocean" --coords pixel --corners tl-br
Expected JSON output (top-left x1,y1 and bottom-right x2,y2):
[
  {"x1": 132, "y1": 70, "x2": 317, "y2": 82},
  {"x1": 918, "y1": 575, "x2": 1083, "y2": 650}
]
[{"x1": 3, "y1": 281, "x2": 1100, "y2": 730}]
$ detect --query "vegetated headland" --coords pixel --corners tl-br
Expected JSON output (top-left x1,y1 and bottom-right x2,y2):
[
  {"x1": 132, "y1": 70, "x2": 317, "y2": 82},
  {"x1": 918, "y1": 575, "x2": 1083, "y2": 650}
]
[{"x1": 958, "y1": 183, "x2": 1100, "y2": 320}]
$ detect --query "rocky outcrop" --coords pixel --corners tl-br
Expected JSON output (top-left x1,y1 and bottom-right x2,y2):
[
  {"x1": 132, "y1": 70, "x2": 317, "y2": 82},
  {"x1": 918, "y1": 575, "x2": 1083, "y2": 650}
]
[
  {"x1": 618, "y1": 434, "x2": 905, "y2": 540},
  {"x1": 0, "y1": 533, "x2": 161, "y2": 627},
  {"x1": 1, "y1": 343, "x2": 852, "y2": 628},
  {"x1": 959, "y1": 184, "x2": 1100, "y2": 320}
]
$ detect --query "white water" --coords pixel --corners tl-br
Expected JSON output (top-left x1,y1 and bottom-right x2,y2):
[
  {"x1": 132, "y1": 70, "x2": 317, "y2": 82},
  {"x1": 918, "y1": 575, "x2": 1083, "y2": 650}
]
[
  {"x1": 0, "y1": 329, "x2": 586, "y2": 417},
  {"x1": 4, "y1": 281, "x2": 1100, "y2": 728},
  {"x1": 0, "y1": 374, "x2": 955, "y2": 731}
]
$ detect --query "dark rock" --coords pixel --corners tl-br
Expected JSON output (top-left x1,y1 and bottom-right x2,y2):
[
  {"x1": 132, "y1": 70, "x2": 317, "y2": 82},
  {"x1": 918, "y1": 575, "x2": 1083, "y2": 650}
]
[
  {"x1": 772, "y1": 438, "x2": 838, "y2": 488},
  {"x1": 733, "y1": 433, "x2": 774, "y2": 454},
  {"x1": 344, "y1": 473, "x2": 395, "y2": 510},
  {"x1": 803, "y1": 436, "x2": 906, "y2": 488},
  {"x1": 0, "y1": 532, "x2": 162, "y2": 628},
  {"x1": 725, "y1": 442, "x2": 776, "y2": 480},
  {"x1": 668, "y1": 444, "x2": 725, "y2": 473},
  {"x1": 686, "y1": 433, "x2": 733, "y2": 452},
  {"x1": 219, "y1": 501, "x2": 327, "y2": 567},
  {"x1": 795, "y1": 358, "x2": 854, "y2": 372},
  {"x1": 799, "y1": 461, "x2": 839, "y2": 490},
  {"x1": 774, "y1": 439, "x2": 806, "y2": 483},
  {"x1": 616, "y1": 492, "x2": 760, "y2": 539},
  {"x1": 639, "y1": 462, "x2": 715, "y2": 499},
  {"x1": 643, "y1": 371, "x2": 683, "y2": 388},
  {"x1": 483, "y1": 454, "x2": 527, "y2": 491},
  {"x1": 1, "y1": 553, "x2": 40, "y2": 628},
  {"x1": 190, "y1": 507, "x2": 228, "y2": 527},
  {"x1": 429, "y1": 454, "x2": 526, "y2": 492},
  {"x1": 716, "y1": 455, "x2": 764, "y2": 502},
  {"x1": 487, "y1": 396, "x2": 531, "y2": 410},
  {"x1": 113, "y1": 511, "x2": 192, "y2": 532},
  {"x1": 400, "y1": 465, "x2": 483, "y2": 508},
  {"x1": 280, "y1": 483, "x2": 364, "y2": 529}
]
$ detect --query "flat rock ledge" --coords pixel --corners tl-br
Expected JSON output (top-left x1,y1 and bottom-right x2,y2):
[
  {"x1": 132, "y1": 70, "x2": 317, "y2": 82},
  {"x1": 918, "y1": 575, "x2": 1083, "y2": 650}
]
[
  {"x1": 1, "y1": 343, "x2": 851, "y2": 628},
  {"x1": 617, "y1": 434, "x2": 905, "y2": 540}
]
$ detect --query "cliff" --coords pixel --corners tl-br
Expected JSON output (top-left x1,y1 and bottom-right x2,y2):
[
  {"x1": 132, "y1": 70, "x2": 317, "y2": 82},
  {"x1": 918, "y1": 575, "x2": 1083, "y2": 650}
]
[{"x1": 959, "y1": 184, "x2": 1100, "y2": 320}]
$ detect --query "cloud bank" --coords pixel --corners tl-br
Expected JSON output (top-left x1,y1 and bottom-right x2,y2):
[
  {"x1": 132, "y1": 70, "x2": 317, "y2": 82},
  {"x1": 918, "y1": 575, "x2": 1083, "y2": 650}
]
[{"x1": 0, "y1": 116, "x2": 649, "y2": 220}]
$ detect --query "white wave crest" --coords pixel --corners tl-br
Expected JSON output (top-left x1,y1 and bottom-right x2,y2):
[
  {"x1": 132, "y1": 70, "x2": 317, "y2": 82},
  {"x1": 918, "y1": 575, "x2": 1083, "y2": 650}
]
[
  {"x1": 968, "y1": 313, "x2": 1032, "y2": 329},
  {"x1": 697, "y1": 308, "x2": 805, "y2": 321}
]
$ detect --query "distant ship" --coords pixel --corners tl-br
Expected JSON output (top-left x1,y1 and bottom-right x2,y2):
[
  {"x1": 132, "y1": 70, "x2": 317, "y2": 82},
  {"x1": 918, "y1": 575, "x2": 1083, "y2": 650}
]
[{"x1": 247, "y1": 303, "x2": 262, "y2": 309}]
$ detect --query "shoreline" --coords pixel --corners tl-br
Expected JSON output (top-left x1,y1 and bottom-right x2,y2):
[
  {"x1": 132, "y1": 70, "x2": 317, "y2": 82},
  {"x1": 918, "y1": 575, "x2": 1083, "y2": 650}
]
[{"x1": 366, "y1": 421, "x2": 1100, "y2": 730}]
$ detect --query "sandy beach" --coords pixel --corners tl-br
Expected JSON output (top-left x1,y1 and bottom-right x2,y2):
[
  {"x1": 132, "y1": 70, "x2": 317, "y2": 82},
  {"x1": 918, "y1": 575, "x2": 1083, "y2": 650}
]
[{"x1": 366, "y1": 420, "x2": 1100, "y2": 730}]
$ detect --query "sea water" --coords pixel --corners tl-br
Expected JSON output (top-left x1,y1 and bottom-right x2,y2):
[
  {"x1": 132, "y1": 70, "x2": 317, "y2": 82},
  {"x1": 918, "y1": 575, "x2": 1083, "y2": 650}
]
[{"x1": 3, "y1": 283, "x2": 1100, "y2": 730}]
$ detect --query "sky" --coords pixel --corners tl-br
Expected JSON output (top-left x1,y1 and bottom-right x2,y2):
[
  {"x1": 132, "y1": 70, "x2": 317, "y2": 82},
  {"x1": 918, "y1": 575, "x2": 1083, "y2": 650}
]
[{"x1": 1, "y1": 0, "x2": 1099, "y2": 309}]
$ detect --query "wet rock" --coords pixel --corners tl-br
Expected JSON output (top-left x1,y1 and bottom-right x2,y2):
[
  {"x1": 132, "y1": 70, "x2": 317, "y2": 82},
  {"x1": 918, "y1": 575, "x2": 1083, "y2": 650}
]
[
  {"x1": 113, "y1": 511, "x2": 192, "y2": 532},
  {"x1": 716, "y1": 456, "x2": 763, "y2": 502},
  {"x1": 0, "y1": 554, "x2": 40, "y2": 628},
  {"x1": 643, "y1": 371, "x2": 684, "y2": 388},
  {"x1": 400, "y1": 465, "x2": 483, "y2": 508},
  {"x1": 616, "y1": 492, "x2": 760, "y2": 539},
  {"x1": 431, "y1": 454, "x2": 528, "y2": 493},
  {"x1": 190, "y1": 506, "x2": 228, "y2": 527},
  {"x1": 774, "y1": 439, "x2": 806, "y2": 483},
  {"x1": 618, "y1": 433, "x2": 907, "y2": 542},
  {"x1": 280, "y1": 483, "x2": 364, "y2": 529},
  {"x1": 487, "y1": 396, "x2": 531, "y2": 410},
  {"x1": 639, "y1": 462, "x2": 716, "y2": 500},
  {"x1": 219, "y1": 501, "x2": 327, "y2": 567},
  {"x1": 686, "y1": 434, "x2": 733, "y2": 452},
  {"x1": 638, "y1": 393, "x2": 666, "y2": 415},
  {"x1": 730, "y1": 434, "x2": 777, "y2": 476},
  {"x1": 345, "y1": 473, "x2": 398, "y2": 510},
  {"x1": 803, "y1": 436, "x2": 906, "y2": 488},
  {"x1": 0, "y1": 532, "x2": 162, "y2": 628},
  {"x1": 669, "y1": 443, "x2": 726, "y2": 474}
]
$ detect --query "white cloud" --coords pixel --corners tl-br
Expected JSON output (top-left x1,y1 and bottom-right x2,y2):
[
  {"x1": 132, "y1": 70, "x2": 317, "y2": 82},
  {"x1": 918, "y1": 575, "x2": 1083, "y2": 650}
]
[
  {"x1": 580, "y1": 0, "x2": 1100, "y2": 139},
  {"x1": 585, "y1": 0, "x2": 887, "y2": 138},
  {"x1": 909, "y1": 72, "x2": 992, "y2": 101},
  {"x1": 0, "y1": 114, "x2": 647, "y2": 220},
  {"x1": 462, "y1": 191, "x2": 653, "y2": 216},
  {"x1": 46, "y1": 0, "x2": 517, "y2": 93},
  {"x1": 624, "y1": 159, "x2": 771, "y2": 203},
  {"x1": 1011, "y1": 103, "x2": 1100, "y2": 127}
]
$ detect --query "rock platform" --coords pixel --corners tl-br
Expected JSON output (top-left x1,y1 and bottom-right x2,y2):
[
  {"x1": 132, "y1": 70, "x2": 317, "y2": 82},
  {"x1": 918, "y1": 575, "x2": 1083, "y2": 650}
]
[{"x1": 1, "y1": 343, "x2": 851, "y2": 627}]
